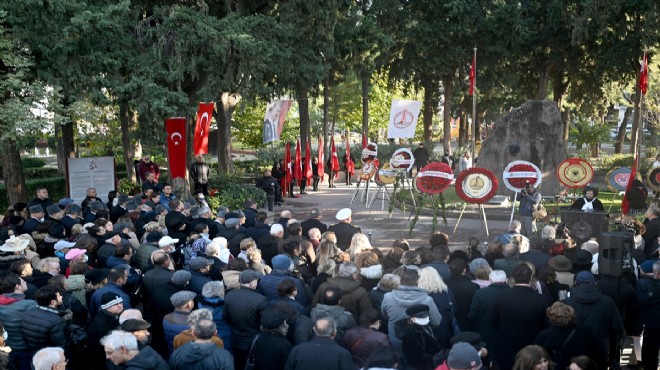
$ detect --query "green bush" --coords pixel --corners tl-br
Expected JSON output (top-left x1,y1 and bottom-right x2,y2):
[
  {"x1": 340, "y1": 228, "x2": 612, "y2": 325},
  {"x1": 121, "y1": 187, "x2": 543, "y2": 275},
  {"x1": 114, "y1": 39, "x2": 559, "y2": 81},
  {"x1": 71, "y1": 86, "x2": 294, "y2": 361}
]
[
  {"x1": 206, "y1": 173, "x2": 266, "y2": 211},
  {"x1": 21, "y1": 157, "x2": 47, "y2": 169},
  {"x1": 23, "y1": 167, "x2": 60, "y2": 179},
  {"x1": 0, "y1": 177, "x2": 67, "y2": 210}
]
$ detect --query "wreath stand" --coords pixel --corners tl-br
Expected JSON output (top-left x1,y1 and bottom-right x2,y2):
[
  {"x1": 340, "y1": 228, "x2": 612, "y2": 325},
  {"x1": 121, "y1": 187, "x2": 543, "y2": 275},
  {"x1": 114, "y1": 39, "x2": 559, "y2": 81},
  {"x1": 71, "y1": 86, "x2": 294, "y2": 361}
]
[
  {"x1": 509, "y1": 191, "x2": 517, "y2": 224},
  {"x1": 350, "y1": 179, "x2": 371, "y2": 205},
  {"x1": 453, "y1": 203, "x2": 490, "y2": 236},
  {"x1": 368, "y1": 184, "x2": 391, "y2": 212}
]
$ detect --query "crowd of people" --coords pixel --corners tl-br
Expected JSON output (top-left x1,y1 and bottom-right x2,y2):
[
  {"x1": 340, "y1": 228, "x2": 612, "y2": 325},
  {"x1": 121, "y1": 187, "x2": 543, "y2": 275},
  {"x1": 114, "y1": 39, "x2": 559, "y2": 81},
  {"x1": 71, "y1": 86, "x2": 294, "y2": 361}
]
[{"x1": 0, "y1": 170, "x2": 658, "y2": 370}]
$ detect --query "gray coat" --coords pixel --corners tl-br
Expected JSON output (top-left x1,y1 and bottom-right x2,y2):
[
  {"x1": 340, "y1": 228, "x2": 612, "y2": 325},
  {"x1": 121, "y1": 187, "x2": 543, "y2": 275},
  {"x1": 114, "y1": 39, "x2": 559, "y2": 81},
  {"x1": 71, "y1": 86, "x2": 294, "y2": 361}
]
[
  {"x1": 381, "y1": 285, "x2": 441, "y2": 351},
  {"x1": 518, "y1": 190, "x2": 541, "y2": 217}
]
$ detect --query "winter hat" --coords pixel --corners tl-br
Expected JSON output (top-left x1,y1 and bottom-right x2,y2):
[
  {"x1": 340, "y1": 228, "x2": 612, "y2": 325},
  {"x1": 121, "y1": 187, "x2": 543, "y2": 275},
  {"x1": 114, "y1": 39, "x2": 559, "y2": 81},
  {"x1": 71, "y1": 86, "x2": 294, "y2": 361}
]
[
  {"x1": 100, "y1": 292, "x2": 123, "y2": 310},
  {"x1": 261, "y1": 309, "x2": 287, "y2": 330},
  {"x1": 85, "y1": 269, "x2": 109, "y2": 285},
  {"x1": 272, "y1": 254, "x2": 293, "y2": 270},
  {"x1": 575, "y1": 271, "x2": 596, "y2": 285},
  {"x1": 65, "y1": 248, "x2": 87, "y2": 261},
  {"x1": 171, "y1": 270, "x2": 191, "y2": 286},
  {"x1": 549, "y1": 255, "x2": 572, "y2": 272},
  {"x1": 447, "y1": 342, "x2": 481, "y2": 369},
  {"x1": 169, "y1": 291, "x2": 196, "y2": 308}
]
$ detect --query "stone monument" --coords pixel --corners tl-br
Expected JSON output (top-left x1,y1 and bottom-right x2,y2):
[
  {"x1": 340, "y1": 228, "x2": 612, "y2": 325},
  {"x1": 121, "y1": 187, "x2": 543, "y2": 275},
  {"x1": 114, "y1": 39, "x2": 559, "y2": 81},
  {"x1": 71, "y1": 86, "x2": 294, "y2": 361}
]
[{"x1": 479, "y1": 100, "x2": 568, "y2": 196}]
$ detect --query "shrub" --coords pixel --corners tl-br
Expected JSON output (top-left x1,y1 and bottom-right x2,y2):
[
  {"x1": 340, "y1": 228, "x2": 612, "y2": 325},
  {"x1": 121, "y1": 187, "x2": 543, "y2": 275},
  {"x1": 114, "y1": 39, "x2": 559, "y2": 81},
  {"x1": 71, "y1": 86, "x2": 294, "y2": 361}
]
[
  {"x1": 0, "y1": 177, "x2": 67, "y2": 211},
  {"x1": 21, "y1": 157, "x2": 47, "y2": 169},
  {"x1": 23, "y1": 167, "x2": 60, "y2": 179},
  {"x1": 212, "y1": 182, "x2": 266, "y2": 211}
]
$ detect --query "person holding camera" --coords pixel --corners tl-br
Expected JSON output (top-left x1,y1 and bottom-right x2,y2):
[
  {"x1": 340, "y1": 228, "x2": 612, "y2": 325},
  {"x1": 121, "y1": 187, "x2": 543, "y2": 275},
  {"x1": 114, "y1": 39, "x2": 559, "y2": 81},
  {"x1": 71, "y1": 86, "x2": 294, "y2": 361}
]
[{"x1": 517, "y1": 183, "x2": 542, "y2": 237}]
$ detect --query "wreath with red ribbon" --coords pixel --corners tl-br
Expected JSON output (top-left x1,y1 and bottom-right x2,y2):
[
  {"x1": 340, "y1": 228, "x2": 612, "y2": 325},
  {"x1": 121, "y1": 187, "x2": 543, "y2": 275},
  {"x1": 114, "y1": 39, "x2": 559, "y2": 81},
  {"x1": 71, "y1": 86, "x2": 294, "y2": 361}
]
[
  {"x1": 415, "y1": 162, "x2": 453, "y2": 194},
  {"x1": 504, "y1": 162, "x2": 541, "y2": 191},
  {"x1": 455, "y1": 167, "x2": 499, "y2": 204}
]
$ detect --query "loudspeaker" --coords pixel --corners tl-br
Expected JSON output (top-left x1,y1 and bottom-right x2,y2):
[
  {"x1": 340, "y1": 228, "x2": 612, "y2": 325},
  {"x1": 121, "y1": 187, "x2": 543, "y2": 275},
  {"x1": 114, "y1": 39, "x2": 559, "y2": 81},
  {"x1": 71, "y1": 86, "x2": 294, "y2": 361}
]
[{"x1": 598, "y1": 231, "x2": 634, "y2": 277}]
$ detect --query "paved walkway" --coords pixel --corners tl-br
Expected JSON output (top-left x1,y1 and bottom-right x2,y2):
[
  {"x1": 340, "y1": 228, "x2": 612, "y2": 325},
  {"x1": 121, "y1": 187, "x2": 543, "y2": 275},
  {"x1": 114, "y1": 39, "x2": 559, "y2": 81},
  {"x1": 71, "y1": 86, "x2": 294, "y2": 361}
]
[{"x1": 270, "y1": 181, "x2": 512, "y2": 250}]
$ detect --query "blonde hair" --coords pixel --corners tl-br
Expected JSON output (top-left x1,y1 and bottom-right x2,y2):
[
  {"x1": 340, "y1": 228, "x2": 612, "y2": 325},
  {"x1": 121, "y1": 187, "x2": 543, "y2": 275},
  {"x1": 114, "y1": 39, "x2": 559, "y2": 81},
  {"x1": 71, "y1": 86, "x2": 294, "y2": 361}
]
[
  {"x1": 320, "y1": 231, "x2": 337, "y2": 244},
  {"x1": 246, "y1": 248, "x2": 262, "y2": 262},
  {"x1": 355, "y1": 251, "x2": 379, "y2": 268},
  {"x1": 418, "y1": 266, "x2": 448, "y2": 293},
  {"x1": 240, "y1": 238, "x2": 256, "y2": 251},
  {"x1": 348, "y1": 233, "x2": 371, "y2": 260},
  {"x1": 317, "y1": 240, "x2": 340, "y2": 267}
]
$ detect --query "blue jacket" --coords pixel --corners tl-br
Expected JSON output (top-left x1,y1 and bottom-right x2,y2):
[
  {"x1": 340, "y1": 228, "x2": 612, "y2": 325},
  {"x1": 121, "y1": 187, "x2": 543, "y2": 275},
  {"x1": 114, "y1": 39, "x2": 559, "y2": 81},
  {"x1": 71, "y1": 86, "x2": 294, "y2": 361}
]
[
  {"x1": 89, "y1": 283, "x2": 131, "y2": 316},
  {"x1": 0, "y1": 294, "x2": 36, "y2": 351},
  {"x1": 259, "y1": 270, "x2": 308, "y2": 306},
  {"x1": 163, "y1": 310, "x2": 190, "y2": 356},
  {"x1": 198, "y1": 296, "x2": 232, "y2": 352}
]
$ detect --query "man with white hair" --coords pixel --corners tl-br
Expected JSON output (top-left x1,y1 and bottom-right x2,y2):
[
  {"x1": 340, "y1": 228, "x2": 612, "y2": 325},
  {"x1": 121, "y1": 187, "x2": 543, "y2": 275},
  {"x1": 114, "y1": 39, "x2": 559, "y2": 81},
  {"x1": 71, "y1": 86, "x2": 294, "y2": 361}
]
[
  {"x1": 313, "y1": 262, "x2": 372, "y2": 319},
  {"x1": 189, "y1": 206, "x2": 218, "y2": 239},
  {"x1": 277, "y1": 210, "x2": 292, "y2": 238},
  {"x1": 257, "y1": 224, "x2": 283, "y2": 268},
  {"x1": 467, "y1": 269, "x2": 510, "y2": 361},
  {"x1": 328, "y1": 208, "x2": 361, "y2": 251},
  {"x1": 31, "y1": 347, "x2": 66, "y2": 370},
  {"x1": 205, "y1": 238, "x2": 231, "y2": 281},
  {"x1": 102, "y1": 330, "x2": 168, "y2": 369}
]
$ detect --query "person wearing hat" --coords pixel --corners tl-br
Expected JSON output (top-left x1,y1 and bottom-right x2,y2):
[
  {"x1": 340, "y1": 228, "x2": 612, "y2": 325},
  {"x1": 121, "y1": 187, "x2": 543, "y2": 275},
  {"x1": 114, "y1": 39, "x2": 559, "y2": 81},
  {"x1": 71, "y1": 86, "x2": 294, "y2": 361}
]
[
  {"x1": 163, "y1": 290, "x2": 197, "y2": 355},
  {"x1": 442, "y1": 341, "x2": 483, "y2": 370},
  {"x1": 549, "y1": 255, "x2": 574, "y2": 288},
  {"x1": 172, "y1": 307, "x2": 225, "y2": 351},
  {"x1": 0, "y1": 274, "x2": 36, "y2": 368},
  {"x1": 516, "y1": 182, "x2": 542, "y2": 237},
  {"x1": 492, "y1": 263, "x2": 550, "y2": 370},
  {"x1": 110, "y1": 194, "x2": 131, "y2": 223},
  {"x1": 0, "y1": 236, "x2": 31, "y2": 272},
  {"x1": 89, "y1": 267, "x2": 132, "y2": 317},
  {"x1": 23, "y1": 205, "x2": 45, "y2": 236},
  {"x1": 100, "y1": 329, "x2": 169, "y2": 370},
  {"x1": 84, "y1": 200, "x2": 105, "y2": 224},
  {"x1": 223, "y1": 269, "x2": 268, "y2": 370},
  {"x1": 569, "y1": 186, "x2": 605, "y2": 212},
  {"x1": 147, "y1": 270, "x2": 192, "y2": 355},
  {"x1": 328, "y1": 208, "x2": 361, "y2": 251},
  {"x1": 300, "y1": 208, "x2": 328, "y2": 239},
  {"x1": 122, "y1": 318, "x2": 152, "y2": 348},
  {"x1": 285, "y1": 316, "x2": 354, "y2": 370},
  {"x1": 564, "y1": 271, "x2": 622, "y2": 367},
  {"x1": 259, "y1": 254, "x2": 309, "y2": 306},
  {"x1": 635, "y1": 260, "x2": 660, "y2": 370},
  {"x1": 396, "y1": 304, "x2": 440, "y2": 369},
  {"x1": 53, "y1": 240, "x2": 76, "y2": 268},
  {"x1": 61, "y1": 204, "x2": 83, "y2": 237},
  {"x1": 87, "y1": 291, "x2": 125, "y2": 369},
  {"x1": 188, "y1": 257, "x2": 213, "y2": 295},
  {"x1": 27, "y1": 187, "x2": 53, "y2": 217},
  {"x1": 96, "y1": 230, "x2": 122, "y2": 268},
  {"x1": 42, "y1": 205, "x2": 66, "y2": 246},
  {"x1": 252, "y1": 308, "x2": 293, "y2": 370},
  {"x1": 169, "y1": 318, "x2": 233, "y2": 370}
]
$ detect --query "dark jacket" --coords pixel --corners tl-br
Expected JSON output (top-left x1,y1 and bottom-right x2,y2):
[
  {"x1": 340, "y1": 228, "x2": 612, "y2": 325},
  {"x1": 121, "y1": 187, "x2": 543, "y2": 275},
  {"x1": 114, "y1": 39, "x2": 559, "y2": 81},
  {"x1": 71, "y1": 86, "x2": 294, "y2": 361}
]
[
  {"x1": 493, "y1": 257, "x2": 524, "y2": 277},
  {"x1": 492, "y1": 285, "x2": 550, "y2": 370},
  {"x1": 534, "y1": 325, "x2": 603, "y2": 370},
  {"x1": 259, "y1": 270, "x2": 309, "y2": 306},
  {"x1": 188, "y1": 270, "x2": 211, "y2": 295},
  {"x1": 189, "y1": 162, "x2": 210, "y2": 186},
  {"x1": 300, "y1": 218, "x2": 327, "y2": 239},
  {"x1": 310, "y1": 304, "x2": 357, "y2": 344},
  {"x1": 89, "y1": 282, "x2": 131, "y2": 316},
  {"x1": 520, "y1": 250, "x2": 551, "y2": 275},
  {"x1": 285, "y1": 337, "x2": 354, "y2": 370},
  {"x1": 643, "y1": 217, "x2": 660, "y2": 258},
  {"x1": 635, "y1": 276, "x2": 660, "y2": 329},
  {"x1": 397, "y1": 322, "x2": 439, "y2": 369},
  {"x1": 564, "y1": 284, "x2": 623, "y2": 356},
  {"x1": 163, "y1": 310, "x2": 190, "y2": 356},
  {"x1": 198, "y1": 296, "x2": 232, "y2": 351},
  {"x1": 313, "y1": 277, "x2": 372, "y2": 320},
  {"x1": 87, "y1": 310, "x2": 120, "y2": 370},
  {"x1": 254, "y1": 332, "x2": 293, "y2": 370},
  {"x1": 243, "y1": 207, "x2": 258, "y2": 228},
  {"x1": 169, "y1": 341, "x2": 233, "y2": 370},
  {"x1": 445, "y1": 274, "x2": 479, "y2": 331},
  {"x1": 467, "y1": 283, "x2": 510, "y2": 357},
  {"x1": 428, "y1": 290, "x2": 458, "y2": 347},
  {"x1": 257, "y1": 235, "x2": 281, "y2": 268},
  {"x1": 61, "y1": 215, "x2": 81, "y2": 237},
  {"x1": 165, "y1": 211, "x2": 189, "y2": 245},
  {"x1": 149, "y1": 282, "x2": 186, "y2": 324},
  {"x1": 423, "y1": 261, "x2": 450, "y2": 281},
  {"x1": 256, "y1": 175, "x2": 278, "y2": 196},
  {"x1": 223, "y1": 287, "x2": 268, "y2": 350},
  {"x1": 21, "y1": 306, "x2": 66, "y2": 352},
  {"x1": 217, "y1": 227, "x2": 245, "y2": 257},
  {"x1": 124, "y1": 345, "x2": 169, "y2": 370},
  {"x1": 0, "y1": 293, "x2": 36, "y2": 351},
  {"x1": 569, "y1": 197, "x2": 605, "y2": 212},
  {"x1": 343, "y1": 326, "x2": 391, "y2": 368},
  {"x1": 327, "y1": 222, "x2": 361, "y2": 251},
  {"x1": 142, "y1": 266, "x2": 174, "y2": 305},
  {"x1": 244, "y1": 223, "x2": 271, "y2": 244}
]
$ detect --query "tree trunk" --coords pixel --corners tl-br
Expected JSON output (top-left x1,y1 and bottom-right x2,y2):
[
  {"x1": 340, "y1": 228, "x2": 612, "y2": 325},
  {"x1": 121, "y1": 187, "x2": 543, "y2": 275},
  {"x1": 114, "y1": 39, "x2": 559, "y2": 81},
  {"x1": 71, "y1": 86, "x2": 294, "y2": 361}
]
[
  {"x1": 443, "y1": 73, "x2": 453, "y2": 154},
  {"x1": 2, "y1": 139, "x2": 27, "y2": 204},
  {"x1": 297, "y1": 85, "x2": 310, "y2": 151},
  {"x1": 614, "y1": 108, "x2": 631, "y2": 154},
  {"x1": 562, "y1": 110, "x2": 571, "y2": 144},
  {"x1": 552, "y1": 75, "x2": 569, "y2": 144},
  {"x1": 323, "y1": 76, "x2": 330, "y2": 155},
  {"x1": 56, "y1": 119, "x2": 76, "y2": 176},
  {"x1": 536, "y1": 66, "x2": 550, "y2": 100},
  {"x1": 421, "y1": 77, "x2": 435, "y2": 142},
  {"x1": 119, "y1": 100, "x2": 136, "y2": 182},
  {"x1": 458, "y1": 110, "x2": 467, "y2": 147},
  {"x1": 216, "y1": 92, "x2": 241, "y2": 173},
  {"x1": 361, "y1": 76, "x2": 370, "y2": 142}
]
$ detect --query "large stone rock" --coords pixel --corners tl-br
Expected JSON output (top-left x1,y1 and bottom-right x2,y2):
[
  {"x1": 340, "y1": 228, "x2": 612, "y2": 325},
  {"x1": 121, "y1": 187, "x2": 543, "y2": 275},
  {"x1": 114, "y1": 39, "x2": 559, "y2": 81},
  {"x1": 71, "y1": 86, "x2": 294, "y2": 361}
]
[{"x1": 479, "y1": 100, "x2": 567, "y2": 196}]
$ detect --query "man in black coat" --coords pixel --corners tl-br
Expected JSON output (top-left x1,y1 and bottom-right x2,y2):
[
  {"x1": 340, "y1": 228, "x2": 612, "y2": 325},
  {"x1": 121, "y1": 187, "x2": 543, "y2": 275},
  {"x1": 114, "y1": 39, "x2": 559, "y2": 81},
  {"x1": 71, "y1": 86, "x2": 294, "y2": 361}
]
[
  {"x1": 257, "y1": 224, "x2": 283, "y2": 268},
  {"x1": 445, "y1": 258, "x2": 479, "y2": 331},
  {"x1": 21, "y1": 286, "x2": 66, "y2": 355},
  {"x1": 110, "y1": 194, "x2": 130, "y2": 223},
  {"x1": 300, "y1": 208, "x2": 328, "y2": 239},
  {"x1": 60, "y1": 204, "x2": 82, "y2": 237},
  {"x1": 467, "y1": 270, "x2": 510, "y2": 360},
  {"x1": 164, "y1": 200, "x2": 189, "y2": 247},
  {"x1": 492, "y1": 263, "x2": 550, "y2": 370},
  {"x1": 285, "y1": 316, "x2": 354, "y2": 370},
  {"x1": 328, "y1": 208, "x2": 361, "y2": 251},
  {"x1": 22, "y1": 205, "x2": 44, "y2": 235},
  {"x1": 245, "y1": 211, "x2": 271, "y2": 243},
  {"x1": 635, "y1": 261, "x2": 660, "y2": 370},
  {"x1": 413, "y1": 143, "x2": 429, "y2": 174},
  {"x1": 642, "y1": 205, "x2": 660, "y2": 258},
  {"x1": 243, "y1": 199, "x2": 259, "y2": 228},
  {"x1": 148, "y1": 270, "x2": 191, "y2": 356},
  {"x1": 189, "y1": 154, "x2": 210, "y2": 197},
  {"x1": 224, "y1": 270, "x2": 268, "y2": 370},
  {"x1": 253, "y1": 308, "x2": 293, "y2": 370},
  {"x1": 81, "y1": 187, "x2": 102, "y2": 210},
  {"x1": 87, "y1": 292, "x2": 124, "y2": 370},
  {"x1": 188, "y1": 206, "x2": 218, "y2": 239},
  {"x1": 569, "y1": 186, "x2": 605, "y2": 212},
  {"x1": 27, "y1": 187, "x2": 53, "y2": 216}
]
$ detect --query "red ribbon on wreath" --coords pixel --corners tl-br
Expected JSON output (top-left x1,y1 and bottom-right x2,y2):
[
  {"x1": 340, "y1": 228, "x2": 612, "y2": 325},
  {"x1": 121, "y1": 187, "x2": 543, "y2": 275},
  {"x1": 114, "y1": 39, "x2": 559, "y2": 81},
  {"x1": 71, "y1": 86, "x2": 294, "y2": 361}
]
[{"x1": 455, "y1": 167, "x2": 499, "y2": 204}]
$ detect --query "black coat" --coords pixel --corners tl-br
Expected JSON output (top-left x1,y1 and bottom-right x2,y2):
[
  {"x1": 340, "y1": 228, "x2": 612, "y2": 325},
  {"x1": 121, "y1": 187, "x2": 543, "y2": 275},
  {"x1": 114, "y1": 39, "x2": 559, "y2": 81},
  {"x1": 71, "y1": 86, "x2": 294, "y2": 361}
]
[
  {"x1": 534, "y1": 325, "x2": 603, "y2": 370},
  {"x1": 642, "y1": 217, "x2": 660, "y2": 258},
  {"x1": 254, "y1": 332, "x2": 293, "y2": 370},
  {"x1": 124, "y1": 345, "x2": 169, "y2": 370},
  {"x1": 61, "y1": 215, "x2": 81, "y2": 237},
  {"x1": 165, "y1": 211, "x2": 189, "y2": 245},
  {"x1": 169, "y1": 341, "x2": 233, "y2": 370},
  {"x1": 87, "y1": 310, "x2": 119, "y2": 369},
  {"x1": 467, "y1": 283, "x2": 510, "y2": 357},
  {"x1": 110, "y1": 205, "x2": 128, "y2": 224},
  {"x1": 569, "y1": 197, "x2": 605, "y2": 212},
  {"x1": 256, "y1": 235, "x2": 281, "y2": 267},
  {"x1": 243, "y1": 207, "x2": 258, "y2": 228},
  {"x1": 300, "y1": 218, "x2": 327, "y2": 239},
  {"x1": 223, "y1": 287, "x2": 268, "y2": 350},
  {"x1": 492, "y1": 285, "x2": 550, "y2": 370},
  {"x1": 245, "y1": 223, "x2": 271, "y2": 244},
  {"x1": 328, "y1": 222, "x2": 361, "y2": 251},
  {"x1": 445, "y1": 275, "x2": 479, "y2": 331},
  {"x1": 286, "y1": 337, "x2": 354, "y2": 370},
  {"x1": 21, "y1": 306, "x2": 66, "y2": 351}
]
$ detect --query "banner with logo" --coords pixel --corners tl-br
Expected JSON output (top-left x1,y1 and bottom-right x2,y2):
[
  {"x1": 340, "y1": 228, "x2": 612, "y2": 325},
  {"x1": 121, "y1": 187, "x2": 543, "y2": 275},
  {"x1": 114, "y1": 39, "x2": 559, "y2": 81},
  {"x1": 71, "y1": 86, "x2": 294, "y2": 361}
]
[
  {"x1": 263, "y1": 100, "x2": 293, "y2": 144},
  {"x1": 194, "y1": 102, "x2": 214, "y2": 155},
  {"x1": 387, "y1": 100, "x2": 422, "y2": 138},
  {"x1": 166, "y1": 117, "x2": 187, "y2": 179}
]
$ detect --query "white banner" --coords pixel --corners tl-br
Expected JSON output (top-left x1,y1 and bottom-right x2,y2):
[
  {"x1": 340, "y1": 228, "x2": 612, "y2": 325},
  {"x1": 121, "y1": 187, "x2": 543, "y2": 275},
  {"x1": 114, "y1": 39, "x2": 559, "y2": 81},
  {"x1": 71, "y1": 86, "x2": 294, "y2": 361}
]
[
  {"x1": 263, "y1": 100, "x2": 293, "y2": 144},
  {"x1": 387, "y1": 100, "x2": 422, "y2": 138}
]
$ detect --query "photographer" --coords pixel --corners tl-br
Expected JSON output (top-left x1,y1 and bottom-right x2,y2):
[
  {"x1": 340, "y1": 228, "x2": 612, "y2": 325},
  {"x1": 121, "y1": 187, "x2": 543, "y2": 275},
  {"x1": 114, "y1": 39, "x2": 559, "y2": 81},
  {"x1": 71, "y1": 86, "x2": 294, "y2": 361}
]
[
  {"x1": 517, "y1": 183, "x2": 542, "y2": 237},
  {"x1": 256, "y1": 170, "x2": 281, "y2": 211}
]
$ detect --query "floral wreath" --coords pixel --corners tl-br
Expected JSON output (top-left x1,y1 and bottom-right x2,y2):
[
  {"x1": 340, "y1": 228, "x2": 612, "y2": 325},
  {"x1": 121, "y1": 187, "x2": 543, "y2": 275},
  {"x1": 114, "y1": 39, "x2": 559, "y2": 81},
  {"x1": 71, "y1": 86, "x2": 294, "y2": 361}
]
[
  {"x1": 415, "y1": 162, "x2": 453, "y2": 195},
  {"x1": 503, "y1": 161, "x2": 542, "y2": 191},
  {"x1": 455, "y1": 167, "x2": 499, "y2": 204}
]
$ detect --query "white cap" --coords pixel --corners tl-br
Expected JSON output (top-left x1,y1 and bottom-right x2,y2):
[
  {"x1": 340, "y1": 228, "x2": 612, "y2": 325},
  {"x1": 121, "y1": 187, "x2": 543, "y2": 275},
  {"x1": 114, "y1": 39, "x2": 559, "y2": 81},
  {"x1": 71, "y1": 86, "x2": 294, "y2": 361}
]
[
  {"x1": 158, "y1": 236, "x2": 179, "y2": 247},
  {"x1": 54, "y1": 240, "x2": 76, "y2": 251},
  {"x1": 336, "y1": 208, "x2": 352, "y2": 221}
]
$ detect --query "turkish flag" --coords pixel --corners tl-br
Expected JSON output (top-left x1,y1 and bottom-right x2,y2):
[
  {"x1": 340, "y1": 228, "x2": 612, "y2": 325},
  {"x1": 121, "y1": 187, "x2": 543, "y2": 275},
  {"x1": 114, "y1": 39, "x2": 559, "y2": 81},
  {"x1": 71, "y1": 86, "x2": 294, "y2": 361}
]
[
  {"x1": 640, "y1": 52, "x2": 649, "y2": 96},
  {"x1": 294, "y1": 139, "x2": 302, "y2": 181},
  {"x1": 469, "y1": 53, "x2": 476, "y2": 96},
  {"x1": 317, "y1": 135, "x2": 325, "y2": 179},
  {"x1": 621, "y1": 153, "x2": 638, "y2": 215},
  {"x1": 283, "y1": 142, "x2": 291, "y2": 198},
  {"x1": 330, "y1": 137, "x2": 340, "y2": 178},
  {"x1": 345, "y1": 131, "x2": 354, "y2": 176},
  {"x1": 166, "y1": 117, "x2": 187, "y2": 179},
  {"x1": 193, "y1": 102, "x2": 214, "y2": 155},
  {"x1": 304, "y1": 140, "x2": 313, "y2": 185}
]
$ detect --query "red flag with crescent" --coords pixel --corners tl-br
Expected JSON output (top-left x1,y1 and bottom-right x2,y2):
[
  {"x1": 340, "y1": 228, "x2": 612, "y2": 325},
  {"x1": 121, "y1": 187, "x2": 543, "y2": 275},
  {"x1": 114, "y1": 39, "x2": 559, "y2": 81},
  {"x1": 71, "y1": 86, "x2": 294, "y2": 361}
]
[
  {"x1": 621, "y1": 152, "x2": 638, "y2": 215},
  {"x1": 639, "y1": 52, "x2": 649, "y2": 96},
  {"x1": 294, "y1": 139, "x2": 302, "y2": 181},
  {"x1": 193, "y1": 102, "x2": 214, "y2": 155},
  {"x1": 345, "y1": 132, "x2": 355, "y2": 176},
  {"x1": 330, "y1": 136, "x2": 340, "y2": 178},
  {"x1": 304, "y1": 140, "x2": 313, "y2": 185},
  {"x1": 317, "y1": 135, "x2": 325, "y2": 179},
  {"x1": 283, "y1": 142, "x2": 291, "y2": 198},
  {"x1": 165, "y1": 117, "x2": 187, "y2": 178}
]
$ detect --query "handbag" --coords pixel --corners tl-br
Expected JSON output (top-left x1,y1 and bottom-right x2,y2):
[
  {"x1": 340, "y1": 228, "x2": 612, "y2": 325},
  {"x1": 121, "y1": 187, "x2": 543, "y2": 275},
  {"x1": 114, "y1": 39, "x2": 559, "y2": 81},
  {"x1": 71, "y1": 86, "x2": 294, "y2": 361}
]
[
  {"x1": 244, "y1": 334, "x2": 260, "y2": 370},
  {"x1": 533, "y1": 203, "x2": 547, "y2": 221},
  {"x1": 448, "y1": 300, "x2": 461, "y2": 335}
]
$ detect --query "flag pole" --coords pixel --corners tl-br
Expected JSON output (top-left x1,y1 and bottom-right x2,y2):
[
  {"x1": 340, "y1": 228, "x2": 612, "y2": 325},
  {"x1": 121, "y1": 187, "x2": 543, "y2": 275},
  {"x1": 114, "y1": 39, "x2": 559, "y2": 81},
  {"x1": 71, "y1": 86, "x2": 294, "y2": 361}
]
[
  {"x1": 636, "y1": 49, "x2": 647, "y2": 169},
  {"x1": 471, "y1": 47, "x2": 477, "y2": 163}
]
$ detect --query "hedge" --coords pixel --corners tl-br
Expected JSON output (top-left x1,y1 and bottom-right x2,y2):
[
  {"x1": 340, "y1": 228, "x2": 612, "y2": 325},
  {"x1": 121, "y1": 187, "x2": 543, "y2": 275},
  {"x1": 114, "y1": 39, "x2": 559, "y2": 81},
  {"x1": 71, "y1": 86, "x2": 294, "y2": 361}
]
[{"x1": 0, "y1": 177, "x2": 67, "y2": 211}]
